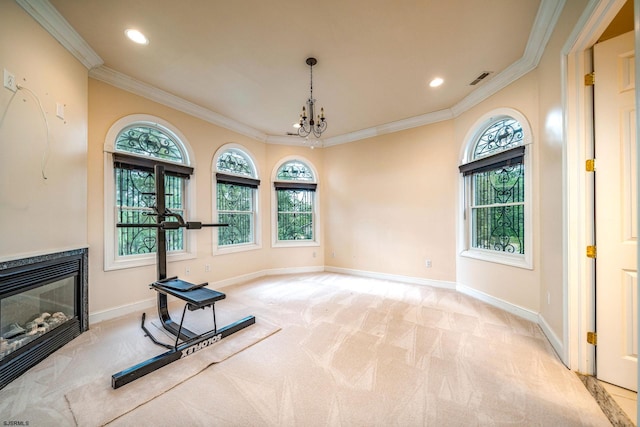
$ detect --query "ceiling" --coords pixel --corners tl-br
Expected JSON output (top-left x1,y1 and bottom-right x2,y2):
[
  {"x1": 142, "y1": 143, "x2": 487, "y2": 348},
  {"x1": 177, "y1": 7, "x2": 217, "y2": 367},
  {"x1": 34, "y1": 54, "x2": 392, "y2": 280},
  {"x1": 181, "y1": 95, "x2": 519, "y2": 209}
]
[{"x1": 40, "y1": 0, "x2": 558, "y2": 146}]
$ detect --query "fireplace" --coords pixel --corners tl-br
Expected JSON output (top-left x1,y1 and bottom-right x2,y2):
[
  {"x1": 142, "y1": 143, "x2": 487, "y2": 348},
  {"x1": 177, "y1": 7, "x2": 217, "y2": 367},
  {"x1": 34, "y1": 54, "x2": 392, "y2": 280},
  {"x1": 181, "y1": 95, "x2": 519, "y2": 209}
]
[{"x1": 0, "y1": 248, "x2": 88, "y2": 390}]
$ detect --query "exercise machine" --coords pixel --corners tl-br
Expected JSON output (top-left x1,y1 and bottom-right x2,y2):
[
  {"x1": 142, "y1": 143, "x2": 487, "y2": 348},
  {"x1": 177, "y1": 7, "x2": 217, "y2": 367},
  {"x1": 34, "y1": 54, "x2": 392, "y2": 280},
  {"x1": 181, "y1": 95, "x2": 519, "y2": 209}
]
[{"x1": 111, "y1": 164, "x2": 255, "y2": 389}]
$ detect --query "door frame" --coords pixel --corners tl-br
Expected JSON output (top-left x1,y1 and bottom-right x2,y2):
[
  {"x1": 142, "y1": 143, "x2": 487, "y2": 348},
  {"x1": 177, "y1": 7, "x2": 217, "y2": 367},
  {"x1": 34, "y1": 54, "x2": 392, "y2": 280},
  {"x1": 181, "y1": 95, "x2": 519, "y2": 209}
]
[{"x1": 563, "y1": 0, "x2": 637, "y2": 391}]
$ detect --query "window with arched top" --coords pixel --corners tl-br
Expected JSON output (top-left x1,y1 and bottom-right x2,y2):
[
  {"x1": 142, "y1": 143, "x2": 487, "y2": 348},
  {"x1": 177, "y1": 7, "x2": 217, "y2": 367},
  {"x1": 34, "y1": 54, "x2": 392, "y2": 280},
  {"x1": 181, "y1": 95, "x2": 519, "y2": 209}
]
[
  {"x1": 104, "y1": 115, "x2": 196, "y2": 270},
  {"x1": 214, "y1": 146, "x2": 260, "y2": 250},
  {"x1": 272, "y1": 158, "x2": 319, "y2": 245},
  {"x1": 459, "y1": 110, "x2": 532, "y2": 268}
]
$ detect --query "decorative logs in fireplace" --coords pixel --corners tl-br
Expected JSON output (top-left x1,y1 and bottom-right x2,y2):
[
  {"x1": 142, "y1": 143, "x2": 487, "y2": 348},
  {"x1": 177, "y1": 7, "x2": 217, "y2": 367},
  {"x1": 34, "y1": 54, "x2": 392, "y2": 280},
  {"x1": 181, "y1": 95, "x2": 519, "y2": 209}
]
[{"x1": 1, "y1": 311, "x2": 71, "y2": 359}]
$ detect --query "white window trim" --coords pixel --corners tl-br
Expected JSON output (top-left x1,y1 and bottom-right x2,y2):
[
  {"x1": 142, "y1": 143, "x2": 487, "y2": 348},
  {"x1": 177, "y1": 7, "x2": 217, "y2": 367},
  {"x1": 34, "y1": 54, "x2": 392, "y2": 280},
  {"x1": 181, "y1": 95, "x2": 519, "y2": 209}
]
[
  {"x1": 271, "y1": 155, "x2": 321, "y2": 248},
  {"x1": 212, "y1": 143, "x2": 262, "y2": 255},
  {"x1": 103, "y1": 114, "x2": 197, "y2": 271},
  {"x1": 458, "y1": 108, "x2": 533, "y2": 270}
]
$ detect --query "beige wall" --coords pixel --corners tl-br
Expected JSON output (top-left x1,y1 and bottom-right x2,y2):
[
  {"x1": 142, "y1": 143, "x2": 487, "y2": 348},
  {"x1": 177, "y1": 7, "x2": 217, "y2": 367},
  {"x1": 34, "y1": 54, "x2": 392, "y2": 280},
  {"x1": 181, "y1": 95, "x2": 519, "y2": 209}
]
[
  {"x1": 0, "y1": 2, "x2": 88, "y2": 261},
  {"x1": 88, "y1": 79, "x2": 324, "y2": 315},
  {"x1": 323, "y1": 122, "x2": 457, "y2": 282}
]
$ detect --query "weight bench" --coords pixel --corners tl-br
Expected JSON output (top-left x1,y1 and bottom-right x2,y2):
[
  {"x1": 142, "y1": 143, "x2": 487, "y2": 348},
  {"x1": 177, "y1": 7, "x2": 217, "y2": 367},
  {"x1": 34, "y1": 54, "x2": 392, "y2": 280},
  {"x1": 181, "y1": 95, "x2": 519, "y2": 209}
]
[
  {"x1": 112, "y1": 277, "x2": 255, "y2": 389},
  {"x1": 141, "y1": 277, "x2": 227, "y2": 349}
]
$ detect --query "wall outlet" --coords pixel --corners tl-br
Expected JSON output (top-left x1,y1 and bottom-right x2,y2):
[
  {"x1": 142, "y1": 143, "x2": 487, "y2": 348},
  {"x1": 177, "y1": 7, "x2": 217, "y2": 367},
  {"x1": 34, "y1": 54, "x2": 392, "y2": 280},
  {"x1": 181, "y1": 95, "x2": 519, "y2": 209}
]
[
  {"x1": 185, "y1": 266, "x2": 191, "y2": 275},
  {"x1": 425, "y1": 259, "x2": 432, "y2": 268},
  {"x1": 3, "y1": 69, "x2": 17, "y2": 92},
  {"x1": 205, "y1": 264, "x2": 211, "y2": 272}
]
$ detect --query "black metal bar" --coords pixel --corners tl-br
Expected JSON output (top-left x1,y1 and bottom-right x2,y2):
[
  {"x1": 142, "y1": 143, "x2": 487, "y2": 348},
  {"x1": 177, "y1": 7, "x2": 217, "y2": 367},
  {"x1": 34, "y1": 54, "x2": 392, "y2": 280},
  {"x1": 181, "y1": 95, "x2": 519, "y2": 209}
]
[
  {"x1": 155, "y1": 165, "x2": 167, "y2": 283},
  {"x1": 116, "y1": 222, "x2": 228, "y2": 228},
  {"x1": 174, "y1": 304, "x2": 189, "y2": 348},
  {"x1": 140, "y1": 313, "x2": 173, "y2": 350},
  {"x1": 111, "y1": 315, "x2": 256, "y2": 389}
]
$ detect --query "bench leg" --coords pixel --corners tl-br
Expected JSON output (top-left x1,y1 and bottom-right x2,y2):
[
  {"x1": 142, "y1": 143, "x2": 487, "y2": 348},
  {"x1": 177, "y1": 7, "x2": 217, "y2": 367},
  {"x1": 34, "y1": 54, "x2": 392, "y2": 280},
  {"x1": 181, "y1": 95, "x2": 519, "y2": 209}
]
[{"x1": 157, "y1": 292, "x2": 198, "y2": 341}]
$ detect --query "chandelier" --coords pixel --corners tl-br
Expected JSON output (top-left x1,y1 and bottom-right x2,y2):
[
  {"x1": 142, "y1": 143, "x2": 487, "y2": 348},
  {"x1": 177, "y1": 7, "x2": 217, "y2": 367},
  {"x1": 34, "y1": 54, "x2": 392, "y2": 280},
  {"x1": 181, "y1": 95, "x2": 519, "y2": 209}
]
[{"x1": 295, "y1": 57, "x2": 327, "y2": 138}]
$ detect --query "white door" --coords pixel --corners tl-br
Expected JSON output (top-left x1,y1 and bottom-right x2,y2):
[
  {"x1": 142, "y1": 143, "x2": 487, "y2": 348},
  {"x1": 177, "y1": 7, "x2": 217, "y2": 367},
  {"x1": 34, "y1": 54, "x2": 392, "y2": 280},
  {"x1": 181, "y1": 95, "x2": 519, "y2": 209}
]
[{"x1": 594, "y1": 30, "x2": 638, "y2": 392}]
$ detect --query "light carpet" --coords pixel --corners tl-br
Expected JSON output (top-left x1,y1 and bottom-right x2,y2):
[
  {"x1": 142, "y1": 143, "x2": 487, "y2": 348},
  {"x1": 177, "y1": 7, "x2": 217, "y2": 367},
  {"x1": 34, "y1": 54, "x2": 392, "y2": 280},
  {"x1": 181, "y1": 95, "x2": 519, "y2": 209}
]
[
  {"x1": 0, "y1": 273, "x2": 613, "y2": 426},
  {"x1": 65, "y1": 310, "x2": 279, "y2": 426}
]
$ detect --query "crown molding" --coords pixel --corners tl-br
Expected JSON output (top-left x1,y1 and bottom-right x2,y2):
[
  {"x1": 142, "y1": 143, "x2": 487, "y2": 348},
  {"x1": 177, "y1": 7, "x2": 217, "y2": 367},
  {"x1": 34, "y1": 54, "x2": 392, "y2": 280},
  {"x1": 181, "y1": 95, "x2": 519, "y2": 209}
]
[
  {"x1": 16, "y1": 0, "x2": 103, "y2": 69},
  {"x1": 450, "y1": 0, "x2": 566, "y2": 117},
  {"x1": 322, "y1": 109, "x2": 455, "y2": 147},
  {"x1": 26, "y1": 0, "x2": 565, "y2": 147},
  {"x1": 89, "y1": 66, "x2": 268, "y2": 142}
]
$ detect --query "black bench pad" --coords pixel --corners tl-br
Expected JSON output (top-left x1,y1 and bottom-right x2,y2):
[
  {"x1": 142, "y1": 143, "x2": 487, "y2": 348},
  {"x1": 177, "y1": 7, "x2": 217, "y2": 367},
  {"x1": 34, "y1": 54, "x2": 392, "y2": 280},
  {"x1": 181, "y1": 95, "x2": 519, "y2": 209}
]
[{"x1": 151, "y1": 279, "x2": 225, "y2": 309}]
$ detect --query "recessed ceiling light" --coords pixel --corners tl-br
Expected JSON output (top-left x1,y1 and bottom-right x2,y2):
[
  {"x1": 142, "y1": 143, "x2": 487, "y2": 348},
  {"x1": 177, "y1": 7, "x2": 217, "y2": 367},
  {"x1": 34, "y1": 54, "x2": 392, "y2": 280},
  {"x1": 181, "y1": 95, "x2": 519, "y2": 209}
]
[
  {"x1": 429, "y1": 77, "x2": 444, "y2": 88},
  {"x1": 125, "y1": 29, "x2": 149, "y2": 45}
]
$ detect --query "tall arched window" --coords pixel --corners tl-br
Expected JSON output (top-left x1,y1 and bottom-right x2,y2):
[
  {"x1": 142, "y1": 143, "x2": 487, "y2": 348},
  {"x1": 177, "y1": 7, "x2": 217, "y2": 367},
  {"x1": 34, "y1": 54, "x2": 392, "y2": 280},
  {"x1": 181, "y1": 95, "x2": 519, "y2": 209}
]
[
  {"x1": 459, "y1": 109, "x2": 532, "y2": 268},
  {"x1": 272, "y1": 158, "x2": 319, "y2": 246},
  {"x1": 104, "y1": 115, "x2": 196, "y2": 270},
  {"x1": 213, "y1": 145, "x2": 260, "y2": 251}
]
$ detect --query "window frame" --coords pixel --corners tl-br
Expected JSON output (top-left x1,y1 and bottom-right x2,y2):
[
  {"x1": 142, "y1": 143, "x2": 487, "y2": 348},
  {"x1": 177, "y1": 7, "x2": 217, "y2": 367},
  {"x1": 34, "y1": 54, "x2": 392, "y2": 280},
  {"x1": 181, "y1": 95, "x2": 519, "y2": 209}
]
[
  {"x1": 212, "y1": 144, "x2": 261, "y2": 255},
  {"x1": 103, "y1": 114, "x2": 197, "y2": 271},
  {"x1": 271, "y1": 156, "x2": 320, "y2": 248},
  {"x1": 459, "y1": 109, "x2": 533, "y2": 269}
]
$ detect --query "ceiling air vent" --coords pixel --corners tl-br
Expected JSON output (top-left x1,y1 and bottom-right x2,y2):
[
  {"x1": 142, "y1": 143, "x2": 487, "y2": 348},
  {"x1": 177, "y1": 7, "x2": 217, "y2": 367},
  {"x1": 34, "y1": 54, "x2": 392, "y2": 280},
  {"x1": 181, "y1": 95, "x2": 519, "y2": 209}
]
[{"x1": 469, "y1": 72, "x2": 491, "y2": 86}]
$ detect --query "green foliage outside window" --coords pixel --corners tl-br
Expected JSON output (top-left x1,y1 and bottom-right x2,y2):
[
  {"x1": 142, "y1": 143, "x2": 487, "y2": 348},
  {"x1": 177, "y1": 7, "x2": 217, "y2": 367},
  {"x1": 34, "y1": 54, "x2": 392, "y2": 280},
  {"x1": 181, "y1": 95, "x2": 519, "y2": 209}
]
[
  {"x1": 217, "y1": 183, "x2": 254, "y2": 245},
  {"x1": 277, "y1": 189, "x2": 313, "y2": 240},
  {"x1": 116, "y1": 169, "x2": 185, "y2": 256},
  {"x1": 471, "y1": 164, "x2": 524, "y2": 254},
  {"x1": 275, "y1": 160, "x2": 316, "y2": 241}
]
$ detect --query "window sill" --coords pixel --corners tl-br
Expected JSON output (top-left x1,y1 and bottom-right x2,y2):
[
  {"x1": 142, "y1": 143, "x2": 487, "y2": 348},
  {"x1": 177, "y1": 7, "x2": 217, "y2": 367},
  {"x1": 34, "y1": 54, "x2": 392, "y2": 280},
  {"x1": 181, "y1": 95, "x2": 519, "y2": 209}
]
[
  {"x1": 460, "y1": 249, "x2": 532, "y2": 270},
  {"x1": 273, "y1": 240, "x2": 320, "y2": 248},
  {"x1": 214, "y1": 243, "x2": 262, "y2": 256}
]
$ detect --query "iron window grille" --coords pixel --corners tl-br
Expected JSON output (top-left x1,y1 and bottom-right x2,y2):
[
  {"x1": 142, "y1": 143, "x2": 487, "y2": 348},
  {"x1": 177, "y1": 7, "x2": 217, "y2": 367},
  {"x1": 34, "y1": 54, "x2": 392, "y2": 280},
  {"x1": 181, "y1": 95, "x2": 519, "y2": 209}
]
[
  {"x1": 274, "y1": 160, "x2": 317, "y2": 241},
  {"x1": 113, "y1": 125, "x2": 191, "y2": 257},
  {"x1": 215, "y1": 149, "x2": 260, "y2": 247},
  {"x1": 459, "y1": 117, "x2": 526, "y2": 255}
]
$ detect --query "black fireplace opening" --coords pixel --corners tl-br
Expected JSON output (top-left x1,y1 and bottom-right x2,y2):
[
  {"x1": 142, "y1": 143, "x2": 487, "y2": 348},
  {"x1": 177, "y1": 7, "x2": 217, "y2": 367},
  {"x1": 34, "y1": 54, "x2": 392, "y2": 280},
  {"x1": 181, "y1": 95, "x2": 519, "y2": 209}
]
[{"x1": 0, "y1": 248, "x2": 88, "y2": 390}]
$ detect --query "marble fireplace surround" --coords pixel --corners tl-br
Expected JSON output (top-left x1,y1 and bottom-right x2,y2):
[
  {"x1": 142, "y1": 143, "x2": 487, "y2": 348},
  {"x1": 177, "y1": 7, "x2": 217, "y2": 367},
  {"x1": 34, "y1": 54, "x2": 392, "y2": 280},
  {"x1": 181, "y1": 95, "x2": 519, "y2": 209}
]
[{"x1": 0, "y1": 248, "x2": 88, "y2": 389}]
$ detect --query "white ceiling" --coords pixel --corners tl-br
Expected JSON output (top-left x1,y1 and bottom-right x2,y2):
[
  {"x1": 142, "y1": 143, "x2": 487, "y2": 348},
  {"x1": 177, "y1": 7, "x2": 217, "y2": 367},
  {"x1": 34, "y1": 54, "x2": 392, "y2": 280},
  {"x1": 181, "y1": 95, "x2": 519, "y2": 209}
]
[{"x1": 33, "y1": 0, "x2": 560, "y2": 146}]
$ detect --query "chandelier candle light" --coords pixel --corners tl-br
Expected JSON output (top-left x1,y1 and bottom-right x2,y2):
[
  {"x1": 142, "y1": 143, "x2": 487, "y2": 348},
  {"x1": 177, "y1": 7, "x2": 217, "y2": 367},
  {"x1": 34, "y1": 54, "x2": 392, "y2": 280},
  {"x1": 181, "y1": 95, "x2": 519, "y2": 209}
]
[{"x1": 296, "y1": 57, "x2": 327, "y2": 138}]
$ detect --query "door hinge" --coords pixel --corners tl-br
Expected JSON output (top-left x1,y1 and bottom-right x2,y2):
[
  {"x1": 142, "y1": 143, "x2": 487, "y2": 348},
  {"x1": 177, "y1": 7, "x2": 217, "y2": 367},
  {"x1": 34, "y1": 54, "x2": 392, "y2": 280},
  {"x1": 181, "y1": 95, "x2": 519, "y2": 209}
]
[
  {"x1": 587, "y1": 331, "x2": 597, "y2": 345},
  {"x1": 585, "y1": 72, "x2": 595, "y2": 86},
  {"x1": 585, "y1": 159, "x2": 595, "y2": 172},
  {"x1": 586, "y1": 245, "x2": 597, "y2": 258}
]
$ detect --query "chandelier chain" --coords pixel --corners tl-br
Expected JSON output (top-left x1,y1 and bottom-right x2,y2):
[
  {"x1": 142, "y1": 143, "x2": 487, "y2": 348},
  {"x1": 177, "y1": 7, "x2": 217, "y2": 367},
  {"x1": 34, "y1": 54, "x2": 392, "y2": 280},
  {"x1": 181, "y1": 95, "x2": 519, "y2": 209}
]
[{"x1": 296, "y1": 57, "x2": 326, "y2": 139}]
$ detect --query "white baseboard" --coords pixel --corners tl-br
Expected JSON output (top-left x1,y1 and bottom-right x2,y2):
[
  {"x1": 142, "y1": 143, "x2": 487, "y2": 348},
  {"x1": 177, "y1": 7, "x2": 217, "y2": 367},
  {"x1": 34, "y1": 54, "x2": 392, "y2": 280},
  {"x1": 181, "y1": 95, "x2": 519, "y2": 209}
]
[
  {"x1": 325, "y1": 266, "x2": 457, "y2": 289},
  {"x1": 88, "y1": 266, "x2": 325, "y2": 324},
  {"x1": 89, "y1": 297, "x2": 155, "y2": 325},
  {"x1": 88, "y1": 266, "x2": 564, "y2": 363},
  {"x1": 456, "y1": 283, "x2": 539, "y2": 323},
  {"x1": 538, "y1": 313, "x2": 566, "y2": 363}
]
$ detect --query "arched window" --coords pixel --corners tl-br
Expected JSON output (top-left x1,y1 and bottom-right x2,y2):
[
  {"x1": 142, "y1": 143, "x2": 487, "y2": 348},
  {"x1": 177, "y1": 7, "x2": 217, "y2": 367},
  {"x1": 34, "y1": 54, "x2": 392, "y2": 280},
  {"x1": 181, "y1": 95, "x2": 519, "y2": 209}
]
[
  {"x1": 272, "y1": 158, "x2": 319, "y2": 245},
  {"x1": 104, "y1": 115, "x2": 196, "y2": 270},
  {"x1": 459, "y1": 110, "x2": 532, "y2": 268},
  {"x1": 214, "y1": 145, "x2": 260, "y2": 251}
]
